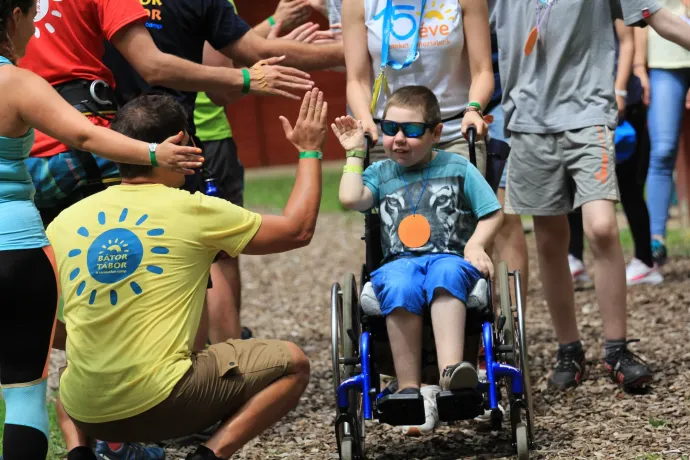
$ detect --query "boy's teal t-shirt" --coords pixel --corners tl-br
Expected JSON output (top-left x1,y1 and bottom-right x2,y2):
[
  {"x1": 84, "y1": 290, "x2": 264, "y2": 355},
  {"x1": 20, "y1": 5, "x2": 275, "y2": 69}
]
[{"x1": 362, "y1": 150, "x2": 501, "y2": 263}]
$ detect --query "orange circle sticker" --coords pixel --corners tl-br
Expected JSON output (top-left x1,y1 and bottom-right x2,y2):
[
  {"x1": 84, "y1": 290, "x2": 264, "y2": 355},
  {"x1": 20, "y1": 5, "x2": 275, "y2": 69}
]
[
  {"x1": 524, "y1": 26, "x2": 538, "y2": 56},
  {"x1": 398, "y1": 214, "x2": 431, "y2": 248}
]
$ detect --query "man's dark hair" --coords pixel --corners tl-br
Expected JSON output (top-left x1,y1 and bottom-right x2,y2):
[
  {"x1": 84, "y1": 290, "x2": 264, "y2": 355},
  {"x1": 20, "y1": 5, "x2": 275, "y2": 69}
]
[
  {"x1": 111, "y1": 94, "x2": 188, "y2": 178},
  {"x1": 383, "y1": 85, "x2": 442, "y2": 126}
]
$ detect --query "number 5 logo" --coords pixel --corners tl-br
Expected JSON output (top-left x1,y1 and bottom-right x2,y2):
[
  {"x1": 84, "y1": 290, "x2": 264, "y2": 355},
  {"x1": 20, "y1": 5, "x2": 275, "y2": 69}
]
[{"x1": 374, "y1": 4, "x2": 418, "y2": 41}]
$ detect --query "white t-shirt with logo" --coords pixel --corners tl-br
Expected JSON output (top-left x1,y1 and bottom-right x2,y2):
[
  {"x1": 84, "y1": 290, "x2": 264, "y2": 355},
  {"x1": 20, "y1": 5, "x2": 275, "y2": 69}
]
[{"x1": 365, "y1": 0, "x2": 471, "y2": 143}]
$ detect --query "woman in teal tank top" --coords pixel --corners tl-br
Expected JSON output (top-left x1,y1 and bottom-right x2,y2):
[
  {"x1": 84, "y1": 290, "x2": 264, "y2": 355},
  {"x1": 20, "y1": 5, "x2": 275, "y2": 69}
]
[{"x1": 0, "y1": 3, "x2": 203, "y2": 458}]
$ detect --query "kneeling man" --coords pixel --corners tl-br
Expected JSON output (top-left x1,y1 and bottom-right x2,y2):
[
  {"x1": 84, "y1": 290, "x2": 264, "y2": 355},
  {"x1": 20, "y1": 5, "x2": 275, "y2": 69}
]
[{"x1": 47, "y1": 89, "x2": 328, "y2": 460}]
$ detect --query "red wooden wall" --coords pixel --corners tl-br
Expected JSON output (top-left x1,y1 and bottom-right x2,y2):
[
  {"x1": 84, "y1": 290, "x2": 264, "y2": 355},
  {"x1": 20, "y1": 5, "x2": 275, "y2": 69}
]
[{"x1": 226, "y1": 1, "x2": 347, "y2": 168}]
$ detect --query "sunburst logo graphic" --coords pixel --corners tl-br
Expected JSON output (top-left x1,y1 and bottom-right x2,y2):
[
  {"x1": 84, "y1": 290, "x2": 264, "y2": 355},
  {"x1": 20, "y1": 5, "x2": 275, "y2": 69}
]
[
  {"x1": 415, "y1": 1, "x2": 455, "y2": 21},
  {"x1": 68, "y1": 208, "x2": 169, "y2": 306},
  {"x1": 34, "y1": 0, "x2": 63, "y2": 39}
]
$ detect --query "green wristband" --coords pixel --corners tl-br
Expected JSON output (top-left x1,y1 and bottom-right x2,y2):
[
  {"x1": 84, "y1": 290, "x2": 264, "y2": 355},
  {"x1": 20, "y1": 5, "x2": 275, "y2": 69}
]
[
  {"x1": 346, "y1": 149, "x2": 366, "y2": 159},
  {"x1": 241, "y1": 68, "x2": 251, "y2": 95},
  {"x1": 343, "y1": 164, "x2": 363, "y2": 174},
  {"x1": 267, "y1": 15, "x2": 276, "y2": 26},
  {"x1": 148, "y1": 143, "x2": 159, "y2": 167},
  {"x1": 467, "y1": 101, "x2": 482, "y2": 111},
  {"x1": 299, "y1": 150, "x2": 323, "y2": 160}
]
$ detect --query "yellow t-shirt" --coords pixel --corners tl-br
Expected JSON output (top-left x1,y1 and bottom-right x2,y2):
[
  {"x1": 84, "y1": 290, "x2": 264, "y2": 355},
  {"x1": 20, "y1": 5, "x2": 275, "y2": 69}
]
[
  {"x1": 46, "y1": 184, "x2": 262, "y2": 423},
  {"x1": 648, "y1": 0, "x2": 690, "y2": 69}
]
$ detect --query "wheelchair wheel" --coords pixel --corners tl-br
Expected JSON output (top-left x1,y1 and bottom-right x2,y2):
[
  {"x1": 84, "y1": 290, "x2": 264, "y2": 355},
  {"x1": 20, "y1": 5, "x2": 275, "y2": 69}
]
[
  {"x1": 331, "y1": 275, "x2": 364, "y2": 460},
  {"x1": 505, "y1": 269, "x2": 534, "y2": 455},
  {"x1": 496, "y1": 261, "x2": 514, "y2": 363},
  {"x1": 515, "y1": 423, "x2": 529, "y2": 460}
]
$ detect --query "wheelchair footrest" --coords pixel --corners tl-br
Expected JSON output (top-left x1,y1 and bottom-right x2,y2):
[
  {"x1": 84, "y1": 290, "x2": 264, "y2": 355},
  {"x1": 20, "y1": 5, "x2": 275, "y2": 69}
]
[
  {"x1": 376, "y1": 393, "x2": 425, "y2": 426},
  {"x1": 436, "y1": 389, "x2": 484, "y2": 422}
]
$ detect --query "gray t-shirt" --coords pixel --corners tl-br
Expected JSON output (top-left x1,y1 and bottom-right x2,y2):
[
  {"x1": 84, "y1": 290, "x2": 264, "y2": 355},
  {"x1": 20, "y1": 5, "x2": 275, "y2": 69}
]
[
  {"x1": 490, "y1": 0, "x2": 626, "y2": 135},
  {"x1": 621, "y1": 0, "x2": 662, "y2": 26}
]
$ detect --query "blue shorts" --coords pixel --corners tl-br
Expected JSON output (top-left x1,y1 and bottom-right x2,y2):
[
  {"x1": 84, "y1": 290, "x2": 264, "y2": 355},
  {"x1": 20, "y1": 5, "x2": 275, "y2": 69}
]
[
  {"x1": 370, "y1": 254, "x2": 482, "y2": 317},
  {"x1": 487, "y1": 104, "x2": 510, "y2": 189}
]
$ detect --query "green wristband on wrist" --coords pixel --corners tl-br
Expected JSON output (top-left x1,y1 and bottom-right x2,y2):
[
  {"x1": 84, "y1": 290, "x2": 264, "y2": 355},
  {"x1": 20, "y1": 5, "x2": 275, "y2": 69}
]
[
  {"x1": 148, "y1": 143, "x2": 159, "y2": 167},
  {"x1": 299, "y1": 150, "x2": 323, "y2": 160},
  {"x1": 343, "y1": 164, "x2": 363, "y2": 174},
  {"x1": 467, "y1": 102, "x2": 482, "y2": 111},
  {"x1": 346, "y1": 149, "x2": 366, "y2": 159},
  {"x1": 267, "y1": 15, "x2": 276, "y2": 26},
  {"x1": 241, "y1": 68, "x2": 251, "y2": 95}
]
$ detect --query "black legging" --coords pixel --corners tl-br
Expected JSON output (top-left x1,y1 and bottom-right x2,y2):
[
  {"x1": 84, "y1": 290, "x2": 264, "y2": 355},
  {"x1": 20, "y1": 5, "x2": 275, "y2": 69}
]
[
  {"x1": 0, "y1": 247, "x2": 58, "y2": 460},
  {"x1": 568, "y1": 103, "x2": 654, "y2": 267}
]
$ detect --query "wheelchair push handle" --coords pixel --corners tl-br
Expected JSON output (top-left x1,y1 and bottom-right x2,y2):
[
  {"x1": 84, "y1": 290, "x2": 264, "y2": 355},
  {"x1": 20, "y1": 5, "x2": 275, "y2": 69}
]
[
  {"x1": 364, "y1": 132, "x2": 374, "y2": 169},
  {"x1": 467, "y1": 125, "x2": 477, "y2": 168}
]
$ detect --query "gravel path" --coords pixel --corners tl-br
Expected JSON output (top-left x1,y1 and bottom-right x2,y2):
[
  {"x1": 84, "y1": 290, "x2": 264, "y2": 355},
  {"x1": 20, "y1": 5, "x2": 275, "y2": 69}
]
[{"x1": 48, "y1": 213, "x2": 690, "y2": 459}]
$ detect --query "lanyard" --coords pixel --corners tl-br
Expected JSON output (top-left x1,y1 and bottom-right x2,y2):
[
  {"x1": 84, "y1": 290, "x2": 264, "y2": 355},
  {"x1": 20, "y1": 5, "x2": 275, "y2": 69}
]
[
  {"x1": 535, "y1": 0, "x2": 554, "y2": 33},
  {"x1": 400, "y1": 167, "x2": 431, "y2": 215},
  {"x1": 380, "y1": 0, "x2": 427, "y2": 70}
]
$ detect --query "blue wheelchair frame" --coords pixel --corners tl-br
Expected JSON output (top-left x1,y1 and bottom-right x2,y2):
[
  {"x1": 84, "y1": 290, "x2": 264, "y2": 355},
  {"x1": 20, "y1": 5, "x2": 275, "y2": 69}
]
[{"x1": 335, "y1": 319, "x2": 524, "y2": 422}]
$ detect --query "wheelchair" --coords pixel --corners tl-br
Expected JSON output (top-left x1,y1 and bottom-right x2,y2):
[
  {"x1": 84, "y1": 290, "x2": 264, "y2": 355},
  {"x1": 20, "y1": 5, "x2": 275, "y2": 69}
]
[{"x1": 330, "y1": 128, "x2": 534, "y2": 459}]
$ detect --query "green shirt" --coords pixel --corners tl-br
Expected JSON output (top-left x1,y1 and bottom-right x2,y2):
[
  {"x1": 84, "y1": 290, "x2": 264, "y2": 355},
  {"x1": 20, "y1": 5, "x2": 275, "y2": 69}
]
[{"x1": 193, "y1": 0, "x2": 236, "y2": 142}]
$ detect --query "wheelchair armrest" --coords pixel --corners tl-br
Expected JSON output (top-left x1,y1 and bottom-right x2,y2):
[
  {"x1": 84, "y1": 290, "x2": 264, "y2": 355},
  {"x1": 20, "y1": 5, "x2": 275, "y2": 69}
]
[{"x1": 467, "y1": 278, "x2": 490, "y2": 310}]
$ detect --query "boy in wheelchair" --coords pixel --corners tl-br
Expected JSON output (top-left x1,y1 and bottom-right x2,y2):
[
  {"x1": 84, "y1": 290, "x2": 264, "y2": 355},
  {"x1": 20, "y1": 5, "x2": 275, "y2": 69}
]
[{"x1": 332, "y1": 86, "x2": 504, "y2": 434}]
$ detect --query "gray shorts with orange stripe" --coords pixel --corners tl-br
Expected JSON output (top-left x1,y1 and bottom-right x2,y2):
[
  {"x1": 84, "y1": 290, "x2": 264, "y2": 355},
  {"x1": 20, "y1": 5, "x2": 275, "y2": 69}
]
[{"x1": 503, "y1": 126, "x2": 619, "y2": 216}]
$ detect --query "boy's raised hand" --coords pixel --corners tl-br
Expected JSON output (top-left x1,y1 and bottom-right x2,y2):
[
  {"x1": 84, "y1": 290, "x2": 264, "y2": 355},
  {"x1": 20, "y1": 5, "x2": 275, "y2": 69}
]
[
  {"x1": 280, "y1": 88, "x2": 329, "y2": 152},
  {"x1": 331, "y1": 116, "x2": 366, "y2": 151}
]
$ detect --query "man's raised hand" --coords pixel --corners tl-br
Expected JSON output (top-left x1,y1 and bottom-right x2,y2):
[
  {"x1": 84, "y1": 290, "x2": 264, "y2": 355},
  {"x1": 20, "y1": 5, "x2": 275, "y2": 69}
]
[{"x1": 280, "y1": 88, "x2": 329, "y2": 152}]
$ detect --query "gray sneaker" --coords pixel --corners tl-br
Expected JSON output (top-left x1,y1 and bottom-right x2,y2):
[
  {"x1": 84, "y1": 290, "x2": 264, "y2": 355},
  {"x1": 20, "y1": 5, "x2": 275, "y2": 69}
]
[{"x1": 439, "y1": 361, "x2": 478, "y2": 391}]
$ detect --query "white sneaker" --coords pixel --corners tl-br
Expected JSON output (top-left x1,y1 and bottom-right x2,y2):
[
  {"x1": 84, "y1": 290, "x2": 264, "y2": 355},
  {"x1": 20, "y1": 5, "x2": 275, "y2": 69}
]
[
  {"x1": 401, "y1": 385, "x2": 440, "y2": 436},
  {"x1": 474, "y1": 402, "x2": 505, "y2": 424},
  {"x1": 626, "y1": 258, "x2": 663, "y2": 285},
  {"x1": 568, "y1": 254, "x2": 590, "y2": 283}
]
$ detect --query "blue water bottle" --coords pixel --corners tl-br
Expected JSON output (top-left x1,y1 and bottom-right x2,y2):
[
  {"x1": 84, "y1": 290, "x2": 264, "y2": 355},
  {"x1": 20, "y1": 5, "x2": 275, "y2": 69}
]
[{"x1": 204, "y1": 176, "x2": 219, "y2": 197}]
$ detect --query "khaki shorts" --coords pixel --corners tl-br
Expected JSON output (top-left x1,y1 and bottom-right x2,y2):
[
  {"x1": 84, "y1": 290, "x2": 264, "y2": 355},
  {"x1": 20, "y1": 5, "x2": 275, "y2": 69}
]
[
  {"x1": 504, "y1": 126, "x2": 619, "y2": 216},
  {"x1": 369, "y1": 137, "x2": 488, "y2": 177},
  {"x1": 69, "y1": 339, "x2": 293, "y2": 442}
]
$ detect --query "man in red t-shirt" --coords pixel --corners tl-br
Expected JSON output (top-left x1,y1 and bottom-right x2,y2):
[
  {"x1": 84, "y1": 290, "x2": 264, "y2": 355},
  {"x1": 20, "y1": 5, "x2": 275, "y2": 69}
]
[{"x1": 19, "y1": 0, "x2": 315, "y2": 227}]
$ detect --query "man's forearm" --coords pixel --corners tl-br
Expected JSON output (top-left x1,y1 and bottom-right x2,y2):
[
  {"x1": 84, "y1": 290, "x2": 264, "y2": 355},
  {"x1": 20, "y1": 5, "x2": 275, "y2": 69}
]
[
  {"x1": 254, "y1": 19, "x2": 273, "y2": 38},
  {"x1": 648, "y1": 8, "x2": 690, "y2": 51},
  {"x1": 148, "y1": 53, "x2": 245, "y2": 94},
  {"x1": 282, "y1": 156, "x2": 323, "y2": 242}
]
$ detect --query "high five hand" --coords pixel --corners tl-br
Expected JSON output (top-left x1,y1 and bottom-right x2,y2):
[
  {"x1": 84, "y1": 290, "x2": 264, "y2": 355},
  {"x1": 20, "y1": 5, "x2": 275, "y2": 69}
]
[
  {"x1": 280, "y1": 88, "x2": 329, "y2": 152},
  {"x1": 330, "y1": 115, "x2": 366, "y2": 151},
  {"x1": 248, "y1": 56, "x2": 315, "y2": 100}
]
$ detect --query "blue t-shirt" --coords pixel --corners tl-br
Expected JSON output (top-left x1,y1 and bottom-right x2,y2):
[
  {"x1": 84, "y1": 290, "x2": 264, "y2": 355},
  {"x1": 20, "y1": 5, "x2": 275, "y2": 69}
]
[{"x1": 362, "y1": 150, "x2": 502, "y2": 263}]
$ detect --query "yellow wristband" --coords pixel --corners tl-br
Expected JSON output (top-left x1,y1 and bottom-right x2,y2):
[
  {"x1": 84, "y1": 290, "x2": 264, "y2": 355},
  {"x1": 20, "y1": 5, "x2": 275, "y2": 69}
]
[{"x1": 343, "y1": 164, "x2": 363, "y2": 174}]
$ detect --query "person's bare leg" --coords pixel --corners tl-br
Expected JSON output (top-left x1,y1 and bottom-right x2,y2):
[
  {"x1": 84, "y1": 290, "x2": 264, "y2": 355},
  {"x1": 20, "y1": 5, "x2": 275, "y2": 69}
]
[
  {"x1": 193, "y1": 298, "x2": 210, "y2": 352},
  {"x1": 207, "y1": 257, "x2": 242, "y2": 342},
  {"x1": 533, "y1": 215, "x2": 580, "y2": 344},
  {"x1": 430, "y1": 291, "x2": 465, "y2": 373},
  {"x1": 386, "y1": 308, "x2": 423, "y2": 390},
  {"x1": 56, "y1": 396, "x2": 90, "y2": 450},
  {"x1": 203, "y1": 342, "x2": 310, "y2": 459},
  {"x1": 581, "y1": 200, "x2": 627, "y2": 340},
  {"x1": 495, "y1": 189, "x2": 529, "y2": 310}
]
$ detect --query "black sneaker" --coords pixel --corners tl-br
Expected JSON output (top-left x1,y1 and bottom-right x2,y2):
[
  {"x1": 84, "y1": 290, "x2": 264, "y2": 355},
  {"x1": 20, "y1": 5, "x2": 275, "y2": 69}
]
[
  {"x1": 603, "y1": 339, "x2": 653, "y2": 390},
  {"x1": 548, "y1": 343, "x2": 586, "y2": 389},
  {"x1": 651, "y1": 240, "x2": 667, "y2": 266}
]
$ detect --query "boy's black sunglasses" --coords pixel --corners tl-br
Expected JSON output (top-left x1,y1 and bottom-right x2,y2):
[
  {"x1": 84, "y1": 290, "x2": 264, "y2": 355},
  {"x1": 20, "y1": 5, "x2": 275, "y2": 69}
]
[{"x1": 375, "y1": 119, "x2": 436, "y2": 138}]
